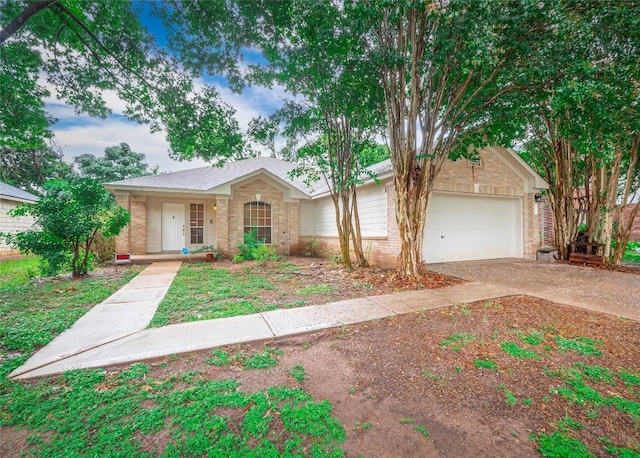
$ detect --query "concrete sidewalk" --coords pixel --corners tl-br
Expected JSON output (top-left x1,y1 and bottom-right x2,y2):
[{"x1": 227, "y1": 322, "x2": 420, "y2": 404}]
[{"x1": 10, "y1": 262, "x2": 515, "y2": 380}]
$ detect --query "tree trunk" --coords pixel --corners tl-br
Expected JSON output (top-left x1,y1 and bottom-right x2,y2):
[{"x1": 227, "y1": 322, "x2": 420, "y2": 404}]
[
  {"x1": 611, "y1": 135, "x2": 640, "y2": 265},
  {"x1": 394, "y1": 162, "x2": 431, "y2": 277},
  {"x1": 350, "y1": 186, "x2": 368, "y2": 267}
]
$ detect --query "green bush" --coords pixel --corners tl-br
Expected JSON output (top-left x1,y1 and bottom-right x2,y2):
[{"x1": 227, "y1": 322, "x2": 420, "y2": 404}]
[{"x1": 235, "y1": 226, "x2": 279, "y2": 262}]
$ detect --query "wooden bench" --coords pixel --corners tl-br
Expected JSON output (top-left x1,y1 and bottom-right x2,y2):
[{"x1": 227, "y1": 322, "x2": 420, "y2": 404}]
[{"x1": 568, "y1": 242, "x2": 604, "y2": 267}]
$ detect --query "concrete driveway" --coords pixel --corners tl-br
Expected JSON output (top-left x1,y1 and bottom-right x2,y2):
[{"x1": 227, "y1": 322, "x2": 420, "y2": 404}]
[{"x1": 429, "y1": 258, "x2": 640, "y2": 321}]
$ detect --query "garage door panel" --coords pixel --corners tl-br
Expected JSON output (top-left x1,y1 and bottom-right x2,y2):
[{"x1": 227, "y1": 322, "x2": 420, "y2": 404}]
[{"x1": 424, "y1": 193, "x2": 521, "y2": 263}]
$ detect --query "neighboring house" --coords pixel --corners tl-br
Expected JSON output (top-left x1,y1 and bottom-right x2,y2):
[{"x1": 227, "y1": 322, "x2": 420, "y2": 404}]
[
  {"x1": 0, "y1": 181, "x2": 39, "y2": 258},
  {"x1": 105, "y1": 146, "x2": 548, "y2": 267}
]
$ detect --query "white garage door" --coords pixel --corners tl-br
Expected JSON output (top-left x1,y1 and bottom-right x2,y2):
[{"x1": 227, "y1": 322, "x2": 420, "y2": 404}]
[{"x1": 423, "y1": 193, "x2": 521, "y2": 263}]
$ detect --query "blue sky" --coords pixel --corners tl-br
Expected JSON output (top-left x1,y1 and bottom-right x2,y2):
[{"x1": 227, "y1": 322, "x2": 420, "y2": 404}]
[{"x1": 45, "y1": 6, "x2": 284, "y2": 173}]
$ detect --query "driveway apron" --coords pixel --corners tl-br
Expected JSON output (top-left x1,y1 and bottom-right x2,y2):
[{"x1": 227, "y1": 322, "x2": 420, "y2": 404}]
[{"x1": 429, "y1": 258, "x2": 640, "y2": 321}]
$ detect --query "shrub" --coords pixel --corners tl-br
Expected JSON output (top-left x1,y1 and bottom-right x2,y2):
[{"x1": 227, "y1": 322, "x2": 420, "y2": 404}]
[{"x1": 235, "y1": 226, "x2": 279, "y2": 262}]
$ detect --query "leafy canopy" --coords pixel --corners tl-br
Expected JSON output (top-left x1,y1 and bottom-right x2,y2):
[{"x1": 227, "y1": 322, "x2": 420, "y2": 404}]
[
  {"x1": 74, "y1": 142, "x2": 158, "y2": 183},
  {"x1": 0, "y1": 0, "x2": 244, "y2": 161}
]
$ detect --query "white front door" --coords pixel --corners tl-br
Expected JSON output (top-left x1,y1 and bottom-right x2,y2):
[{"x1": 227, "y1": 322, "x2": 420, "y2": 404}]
[
  {"x1": 423, "y1": 193, "x2": 521, "y2": 263},
  {"x1": 162, "y1": 203, "x2": 185, "y2": 251}
]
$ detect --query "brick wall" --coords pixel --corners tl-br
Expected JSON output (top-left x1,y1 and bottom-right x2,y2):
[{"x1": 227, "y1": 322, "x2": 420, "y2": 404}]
[
  {"x1": 620, "y1": 203, "x2": 640, "y2": 242},
  {"x1": 220, "y1": 178, "x2": 301, "y2": 256},
  {"x1": 114, "y1": 193, "x2": 130, "y2": 254},
  {"x1": 130, "y1": 196, "x2": 147, "y2": 254},
  {"x1": 0, "y1": 198, "x2": 36, "y2": 257},
  {"x1": 301, "y1": 148, "x2": 542, "y2": 267}
]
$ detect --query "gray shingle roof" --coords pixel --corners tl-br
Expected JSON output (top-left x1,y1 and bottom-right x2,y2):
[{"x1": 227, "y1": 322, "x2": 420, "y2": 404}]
[
  {"x1": 105, "y1": 157, "x2": 315, "y2": 195},
  {"x1": 0, "y1": 181, "x2": 39, "y2": 202}
]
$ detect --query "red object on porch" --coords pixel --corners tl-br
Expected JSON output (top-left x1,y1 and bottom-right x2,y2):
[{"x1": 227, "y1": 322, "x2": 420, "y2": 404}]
[{"x1": 115, "y1": 253, "x2": 132, "y2": 264}]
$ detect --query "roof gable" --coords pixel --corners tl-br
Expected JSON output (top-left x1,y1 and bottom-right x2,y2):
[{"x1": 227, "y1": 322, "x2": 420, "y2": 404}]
[{"x1": 104, "y1": 157, "x2": 314, "y2": 197}]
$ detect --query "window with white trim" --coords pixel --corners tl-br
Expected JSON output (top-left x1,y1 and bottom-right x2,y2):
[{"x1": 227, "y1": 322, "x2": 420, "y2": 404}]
[
  {"x1": 244, "y1": 202, "x2": 272, "y2": 244},
  {"x1": 190, "y1": 203, "x2": 204, "y2": 244}
]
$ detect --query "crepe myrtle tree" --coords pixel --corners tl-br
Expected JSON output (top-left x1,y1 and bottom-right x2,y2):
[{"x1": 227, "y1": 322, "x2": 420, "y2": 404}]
[{"x1": 1, "y1": 177, "x2": 130, "y2": 277}]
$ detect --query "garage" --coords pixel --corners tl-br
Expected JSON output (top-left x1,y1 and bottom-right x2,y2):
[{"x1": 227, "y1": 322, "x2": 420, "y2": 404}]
[{"x1": 423, "y1": 193, "x2": 522, "y2": 263}]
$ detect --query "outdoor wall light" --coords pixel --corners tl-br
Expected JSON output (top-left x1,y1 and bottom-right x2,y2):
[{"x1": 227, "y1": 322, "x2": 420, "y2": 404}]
[{"x1": 534, "y1": 193, "x2": 543, "y2": 203}]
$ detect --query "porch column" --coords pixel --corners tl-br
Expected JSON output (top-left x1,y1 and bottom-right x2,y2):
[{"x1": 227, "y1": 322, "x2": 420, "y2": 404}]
[
  {"x1": 115, "y1": 193, "x2": 131, "y2": 253},
  {"x1": 130, "y1": 195, "x2": 147, "y2": 255},
  {"x1": 215, "y1": 196, "x2": 230, "y2": 255}
]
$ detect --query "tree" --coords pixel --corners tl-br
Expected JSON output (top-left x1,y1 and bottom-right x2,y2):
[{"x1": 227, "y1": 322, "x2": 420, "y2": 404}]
[
  {"x1": 517, "y1": 1, "x2": 640, "y2": 264},
  {"x1": 1, "y1": 177, "x2": 130, "y2": 276},
  {"x1": 74, "y1": 142, "x2": 158, "y2": 183},
  {"x1": 1, "y1": 0, "x2": 243, "y2": 160},
  {"x1": 356, "y1": 0, "x2": 547, "y2": 277},
  {"x1": 258, "y1": 0, "x2": 386, "y2": 268},
  {"x1": 0, "y1": 146, "x2": 72, "y2": 194},
  {"x1": 160, "y1": 0, "x2": 386, "y2": 268}
]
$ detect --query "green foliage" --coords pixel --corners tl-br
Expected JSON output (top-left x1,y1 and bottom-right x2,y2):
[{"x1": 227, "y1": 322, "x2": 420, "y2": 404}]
[
  {"x1": 149, "y1": 264, "x2": 278, "y2": 327},
  {"x1": 439, "y1": 333, "x2": 476, "y2": 352},
  {"x1": 533, "y1": 431, "x2": 594, "y2": 458},
  {"x1": 0, "y1": 268, "x2": 141, "y2": 378},
  {"x1": 297, "y1": 284, "x2": 335, "y2": 296},
  {"x1": 413, "y1": 424, "x2": 430, "y2": 438},
  {"x1": 74, "y1": 143, "x2": 158, "y2": 183},
  {"x1": 1, "y1": 178, "x2": 130, "y2": 277},
  {"x1": 206, "y1": 346, "x2": 284, "y2": 370},
  {"x1": 500, "y1": 342, "x2": 541, "y2": 360},
  {"x1": 0, "y1": 147, "x2": 72, "y2": 194},
  {"x1": 555, "y1": 336, "x2": 603, "y2": 357},
  {"x1": 520, "y1": 329, "x2": 546, "y2": 346},
  {"x1": 475, "y1": 358, "x2": 498, "y2": 370},
  {"x1": 241, "y1": 346, "x2": 284, "y2": 369},
  {"x1": 289, "y1": 364, "x2": 306, "y2": 383},
  {"x1": 0, "y1": 365, "x2": 346, "y2": 457},
  {"x1": 235, "y1": 226, "x2": 279, "y2": 262},
  {"x1": 0, "y1": 256, "x2": 39, "y2": 287},
  {"x1": 207, "y1": 349, "x2": 231, "y2": 367},
  {"x1": 1, "y1": 1, "x2": 245, "y2": 160}
]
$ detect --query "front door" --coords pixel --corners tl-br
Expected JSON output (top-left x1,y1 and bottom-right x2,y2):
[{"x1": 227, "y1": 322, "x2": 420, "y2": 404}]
[{"x1": 162, "y1": 203, "x2": 185, "y2": 251}]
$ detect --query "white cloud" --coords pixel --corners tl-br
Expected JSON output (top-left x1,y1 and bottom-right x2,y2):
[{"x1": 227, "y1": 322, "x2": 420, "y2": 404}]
[
  {"x1": 52, "y1": 116, "x2": 209, "y2": 172},
  {"x1": 44, "y1": 70, "x2": 292, "y2": 172}
]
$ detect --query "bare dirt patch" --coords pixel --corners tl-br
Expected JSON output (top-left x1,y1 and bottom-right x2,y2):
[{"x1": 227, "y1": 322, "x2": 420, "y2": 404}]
[
  {"x1": 8, "y1": 295, "x2": 629, "y2": 457},
  {"x1": 2, "y1": 261, "x2": 638, "y2": 457},
  {"x1": 211, "y1": 257, "x2": 464, "y2": 306}
]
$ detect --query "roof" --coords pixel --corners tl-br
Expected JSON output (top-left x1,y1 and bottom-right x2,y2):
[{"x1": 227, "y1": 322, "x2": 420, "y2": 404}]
[
  {"x1": 0, "y1": 181, "x2": 39, "y2": 203},
  {"x1": 104, "y1": 147, "x2": 548, "y2": 198},
  {"x1": 104, "y1": 157, "x2": 315, "y2": 197}
]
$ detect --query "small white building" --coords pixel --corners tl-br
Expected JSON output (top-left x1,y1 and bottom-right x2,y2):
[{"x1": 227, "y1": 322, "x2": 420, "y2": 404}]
[{"x1": 0, "y1": 182, "x2": 39, "y2": 258}]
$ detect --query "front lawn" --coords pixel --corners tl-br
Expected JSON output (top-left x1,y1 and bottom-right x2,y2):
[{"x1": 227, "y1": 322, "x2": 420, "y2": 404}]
[
  {"x1": 149, "y1": 259, "x2": 457, "y2": 327},
  {"x1": 1, "y1": 258, "x2": 638, "y2": 457}
]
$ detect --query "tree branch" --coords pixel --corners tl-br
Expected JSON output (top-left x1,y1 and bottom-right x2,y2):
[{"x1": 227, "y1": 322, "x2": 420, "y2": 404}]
[{"x1": 0, "y1": 0, "x2": 59, "y2": 44}]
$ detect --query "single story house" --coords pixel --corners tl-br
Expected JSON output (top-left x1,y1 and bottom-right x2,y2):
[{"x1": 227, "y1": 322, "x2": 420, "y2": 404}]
[
  {"x1": 0, "y1": 181, "x2": 39, "y2": 258},
  {"x1": 105, "y1": 146, "x2": 548, "y2": 267}
]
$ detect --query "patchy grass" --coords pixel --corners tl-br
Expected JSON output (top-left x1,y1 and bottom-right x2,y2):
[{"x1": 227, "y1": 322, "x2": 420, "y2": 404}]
[
  {"x1": 205, "y1": 346, "x2": 284, "y2": 370},
  {"x1": 623, "y1": 250, "x2": 640, "y2": 264},
  {"x1": 0, "y1": 256, "x2": 40, "y2": 287},
  {"x1": 0, "y1": 265, "x2": 142, "y2": 376},
  {"x1": 297, "y1": 284, "x2": 336, "y2": 296},
  {"x1": 0, "y1": 363, "x2": 346, "y2": 457},
  {"x1": 149, "y1": 264, "x2": 278, "y2": 327},
  {"x1": 439, "y1": 333, "x2": 476, "y2": 352}
]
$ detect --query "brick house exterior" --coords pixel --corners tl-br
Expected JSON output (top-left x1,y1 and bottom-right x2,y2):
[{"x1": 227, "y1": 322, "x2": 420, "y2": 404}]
[
  {"x1": 0, "y1": 182, "x2": 39, "y2": 258},
  {"x1": 105, "y1": 147, "x2": 548, "y2": 266}
]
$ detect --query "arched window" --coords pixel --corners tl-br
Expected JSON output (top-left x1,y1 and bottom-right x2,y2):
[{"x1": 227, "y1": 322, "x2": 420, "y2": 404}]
[{"x1": 244, "y1": 202, "x2": 272, "y2": 244}]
